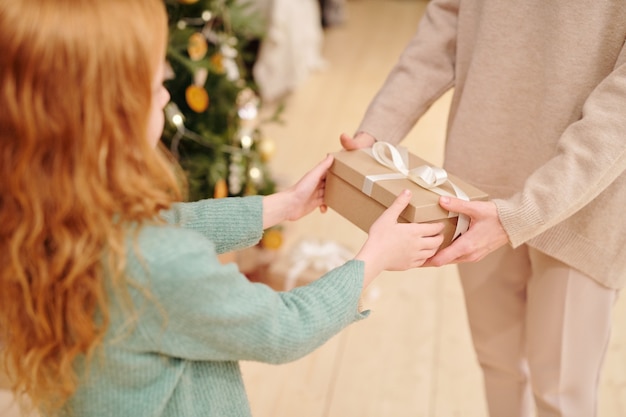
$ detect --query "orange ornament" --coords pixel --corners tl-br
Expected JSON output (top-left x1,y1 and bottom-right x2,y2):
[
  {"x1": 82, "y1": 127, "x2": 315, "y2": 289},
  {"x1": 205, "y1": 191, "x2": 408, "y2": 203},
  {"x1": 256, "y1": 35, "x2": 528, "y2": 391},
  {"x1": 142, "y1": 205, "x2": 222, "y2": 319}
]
[
  {"x1": 185, "y1": 85, "x2": 209, "y2": 113},
  {"x1": 261, "y1": 228, "x2": 283, "y2": 250},
  {"x1": 178, "y1": 0, "x2": 199, "y2": 4},
  {"x1": 213, "y1": 178, "x2": 228, "y2": 199}
]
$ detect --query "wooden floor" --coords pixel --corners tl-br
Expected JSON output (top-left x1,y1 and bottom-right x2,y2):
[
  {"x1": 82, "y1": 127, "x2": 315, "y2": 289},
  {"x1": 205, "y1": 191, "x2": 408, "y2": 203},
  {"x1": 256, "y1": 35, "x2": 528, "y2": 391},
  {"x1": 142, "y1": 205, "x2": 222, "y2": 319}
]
[{"x1": 1, "y1": 1, "x2": 624, "y2": 416}]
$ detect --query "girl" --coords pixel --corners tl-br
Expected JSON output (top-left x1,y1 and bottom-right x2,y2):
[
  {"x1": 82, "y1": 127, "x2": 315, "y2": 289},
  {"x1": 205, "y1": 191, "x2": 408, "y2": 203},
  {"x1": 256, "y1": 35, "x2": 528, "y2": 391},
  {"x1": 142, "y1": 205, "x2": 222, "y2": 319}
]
[{"x1": 0, "y1": 0, "x2": 444, "y2": 416}]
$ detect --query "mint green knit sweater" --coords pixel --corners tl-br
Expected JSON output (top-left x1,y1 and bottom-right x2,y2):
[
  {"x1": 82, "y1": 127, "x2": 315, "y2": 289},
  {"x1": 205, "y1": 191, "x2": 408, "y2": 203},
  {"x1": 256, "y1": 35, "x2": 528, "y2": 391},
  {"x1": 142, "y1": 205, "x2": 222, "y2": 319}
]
[{"x1": 61, "y1": 196, "x2": 367, "y2": 417}]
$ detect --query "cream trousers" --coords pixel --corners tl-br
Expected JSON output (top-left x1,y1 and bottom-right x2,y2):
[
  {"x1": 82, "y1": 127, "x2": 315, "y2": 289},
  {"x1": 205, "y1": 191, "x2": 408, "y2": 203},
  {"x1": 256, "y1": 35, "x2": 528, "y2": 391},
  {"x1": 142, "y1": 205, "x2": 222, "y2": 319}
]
[{"x1": 458, "y1": 244, "x2": 618, "y2": 417}]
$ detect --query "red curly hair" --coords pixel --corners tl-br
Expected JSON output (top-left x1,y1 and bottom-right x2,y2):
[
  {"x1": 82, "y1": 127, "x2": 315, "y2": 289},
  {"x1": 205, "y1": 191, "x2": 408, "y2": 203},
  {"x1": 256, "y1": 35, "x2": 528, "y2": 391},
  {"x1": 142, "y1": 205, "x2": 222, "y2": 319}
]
[{"x1": 0, "y1": 0, "x2": 182, "y2": 414}]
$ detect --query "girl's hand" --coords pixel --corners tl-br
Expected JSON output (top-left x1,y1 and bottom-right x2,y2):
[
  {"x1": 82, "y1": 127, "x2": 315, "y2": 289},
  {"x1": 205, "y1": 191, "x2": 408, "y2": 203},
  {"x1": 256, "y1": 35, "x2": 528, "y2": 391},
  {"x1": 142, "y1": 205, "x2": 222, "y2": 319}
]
[
  {"x1": 262, "y1": 155, "x2": 334, "y2": 229},
  {"x1": 285, "y1": 154, "x2": 334, "y2": 221},
  {"x1": 355, "y1": 190, "x2": 445, "y2": 287}
]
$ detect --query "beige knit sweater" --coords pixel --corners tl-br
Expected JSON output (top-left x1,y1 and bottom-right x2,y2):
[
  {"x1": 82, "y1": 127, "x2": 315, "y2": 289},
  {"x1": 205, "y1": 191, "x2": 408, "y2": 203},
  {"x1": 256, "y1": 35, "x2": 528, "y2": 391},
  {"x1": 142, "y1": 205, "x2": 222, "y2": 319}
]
[{"x1": 358, "y1": 0, "x2": 626, "y2": 288}]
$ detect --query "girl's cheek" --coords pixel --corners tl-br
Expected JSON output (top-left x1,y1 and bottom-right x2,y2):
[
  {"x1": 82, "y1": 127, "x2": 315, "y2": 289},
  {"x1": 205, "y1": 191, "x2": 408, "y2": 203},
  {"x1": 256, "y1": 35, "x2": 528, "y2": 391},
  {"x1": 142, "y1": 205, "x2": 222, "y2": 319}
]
[{"x1": 160, "y1": 86, "x2": 170, "y2": 108}]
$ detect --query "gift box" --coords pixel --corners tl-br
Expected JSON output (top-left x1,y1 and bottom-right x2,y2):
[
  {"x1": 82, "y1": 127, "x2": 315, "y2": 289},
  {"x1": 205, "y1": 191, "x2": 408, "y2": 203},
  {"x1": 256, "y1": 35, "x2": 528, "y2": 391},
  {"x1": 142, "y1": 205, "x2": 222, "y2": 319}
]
[{"x1": 325, "y1": 143, "x2": 489, "y2": 249}]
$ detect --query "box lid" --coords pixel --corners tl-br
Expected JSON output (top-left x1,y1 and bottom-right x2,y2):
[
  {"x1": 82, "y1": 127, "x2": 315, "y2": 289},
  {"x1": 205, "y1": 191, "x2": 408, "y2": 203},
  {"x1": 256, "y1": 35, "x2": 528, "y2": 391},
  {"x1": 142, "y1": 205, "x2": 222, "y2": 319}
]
[{"x1": 329, "y1": 146, "x2": 488, "y2": 223}]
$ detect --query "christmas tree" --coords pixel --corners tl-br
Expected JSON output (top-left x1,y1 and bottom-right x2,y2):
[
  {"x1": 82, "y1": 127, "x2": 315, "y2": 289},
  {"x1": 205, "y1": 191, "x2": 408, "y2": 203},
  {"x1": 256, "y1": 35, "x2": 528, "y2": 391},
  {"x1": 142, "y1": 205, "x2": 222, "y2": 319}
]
[{"x1": 161, "y1": 0, "x2": 278, "y2": 201}]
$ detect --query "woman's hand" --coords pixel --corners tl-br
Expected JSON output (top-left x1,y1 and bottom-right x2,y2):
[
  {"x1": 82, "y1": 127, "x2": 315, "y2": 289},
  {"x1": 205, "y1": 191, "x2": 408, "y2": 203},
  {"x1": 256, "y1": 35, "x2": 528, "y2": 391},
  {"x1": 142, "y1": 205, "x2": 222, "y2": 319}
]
[
  {"x1": 340, "y1": 132, "x2": 376, "y2": 150},
  {"x1": 262, "y1": 155, "x2": 334, "y2": 229},
  {"x1": 423, "y1": 196, "x2": 509, "y2": 266}
]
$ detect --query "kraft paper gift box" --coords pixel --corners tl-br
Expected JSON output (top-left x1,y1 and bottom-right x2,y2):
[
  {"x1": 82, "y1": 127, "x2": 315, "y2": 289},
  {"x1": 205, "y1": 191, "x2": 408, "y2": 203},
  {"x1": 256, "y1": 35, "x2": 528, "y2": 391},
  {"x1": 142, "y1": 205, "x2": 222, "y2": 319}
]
[{"x1": 324, "y1": 143, "x2": 489, "y2": 250}]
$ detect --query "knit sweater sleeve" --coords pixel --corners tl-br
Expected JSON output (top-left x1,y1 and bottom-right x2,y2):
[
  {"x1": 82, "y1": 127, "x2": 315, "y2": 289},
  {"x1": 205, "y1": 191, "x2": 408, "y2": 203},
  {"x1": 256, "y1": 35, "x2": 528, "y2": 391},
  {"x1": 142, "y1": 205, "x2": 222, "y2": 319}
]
[
  {"x1": 357, "y1": 0, "x2": 459, "y2": 144},
  {"x1": 159, "y1": 196, "x2": 263, "y2": 254},
  {"x1": 495, "y1": 43, "x2": 626, "y2": 247},
  {"x1": 121, "y1": 224, "x2": 368, "y2": 364}
]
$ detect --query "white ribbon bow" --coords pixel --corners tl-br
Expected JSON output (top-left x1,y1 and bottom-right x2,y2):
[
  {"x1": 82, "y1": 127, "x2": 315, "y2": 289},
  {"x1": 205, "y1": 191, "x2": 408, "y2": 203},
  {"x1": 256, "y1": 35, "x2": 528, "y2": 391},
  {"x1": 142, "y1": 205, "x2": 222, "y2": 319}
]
[
  {"x1": 362, "y1": 142, "x2": 470, "y2": 240},
  {"x1": 284, "y1": 240, "x2": 353, "y2": 290}
]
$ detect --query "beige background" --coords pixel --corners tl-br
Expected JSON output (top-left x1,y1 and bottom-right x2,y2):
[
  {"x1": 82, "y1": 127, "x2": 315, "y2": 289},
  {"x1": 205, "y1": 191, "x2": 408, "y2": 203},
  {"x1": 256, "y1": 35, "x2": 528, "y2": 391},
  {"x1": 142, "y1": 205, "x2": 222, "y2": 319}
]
[{"x1": 2, "y1": 1, "x2": 624, "y2": 416}]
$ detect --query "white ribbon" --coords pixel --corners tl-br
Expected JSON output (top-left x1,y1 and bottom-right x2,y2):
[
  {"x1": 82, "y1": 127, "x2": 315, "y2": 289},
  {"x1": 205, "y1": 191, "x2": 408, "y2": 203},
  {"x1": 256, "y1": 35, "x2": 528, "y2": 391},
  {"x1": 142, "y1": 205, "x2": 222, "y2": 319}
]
[
  {"x1": 362, "y1": 142, "x2": 470, "y2": 240},
  {"x1": 284, "y1": 240, "x2": 353, "y2": 291}
]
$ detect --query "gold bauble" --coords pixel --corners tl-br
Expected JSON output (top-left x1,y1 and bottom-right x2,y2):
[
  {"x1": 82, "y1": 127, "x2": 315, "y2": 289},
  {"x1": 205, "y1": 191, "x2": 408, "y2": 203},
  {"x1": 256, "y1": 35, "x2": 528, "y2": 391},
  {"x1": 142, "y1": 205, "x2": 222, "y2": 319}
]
[
  {"x1": 258, "y1": 137, "x2": 276, "y2": 162},
  {"x1": 187, "y1": 32, "x2": 208, "y2": 61},
  {"x1": 243, "y1": 181, "x2": 257, "y2": 196},
  {"x1": 210, "y1": 53, "x2": 225, "y2": 73}
]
